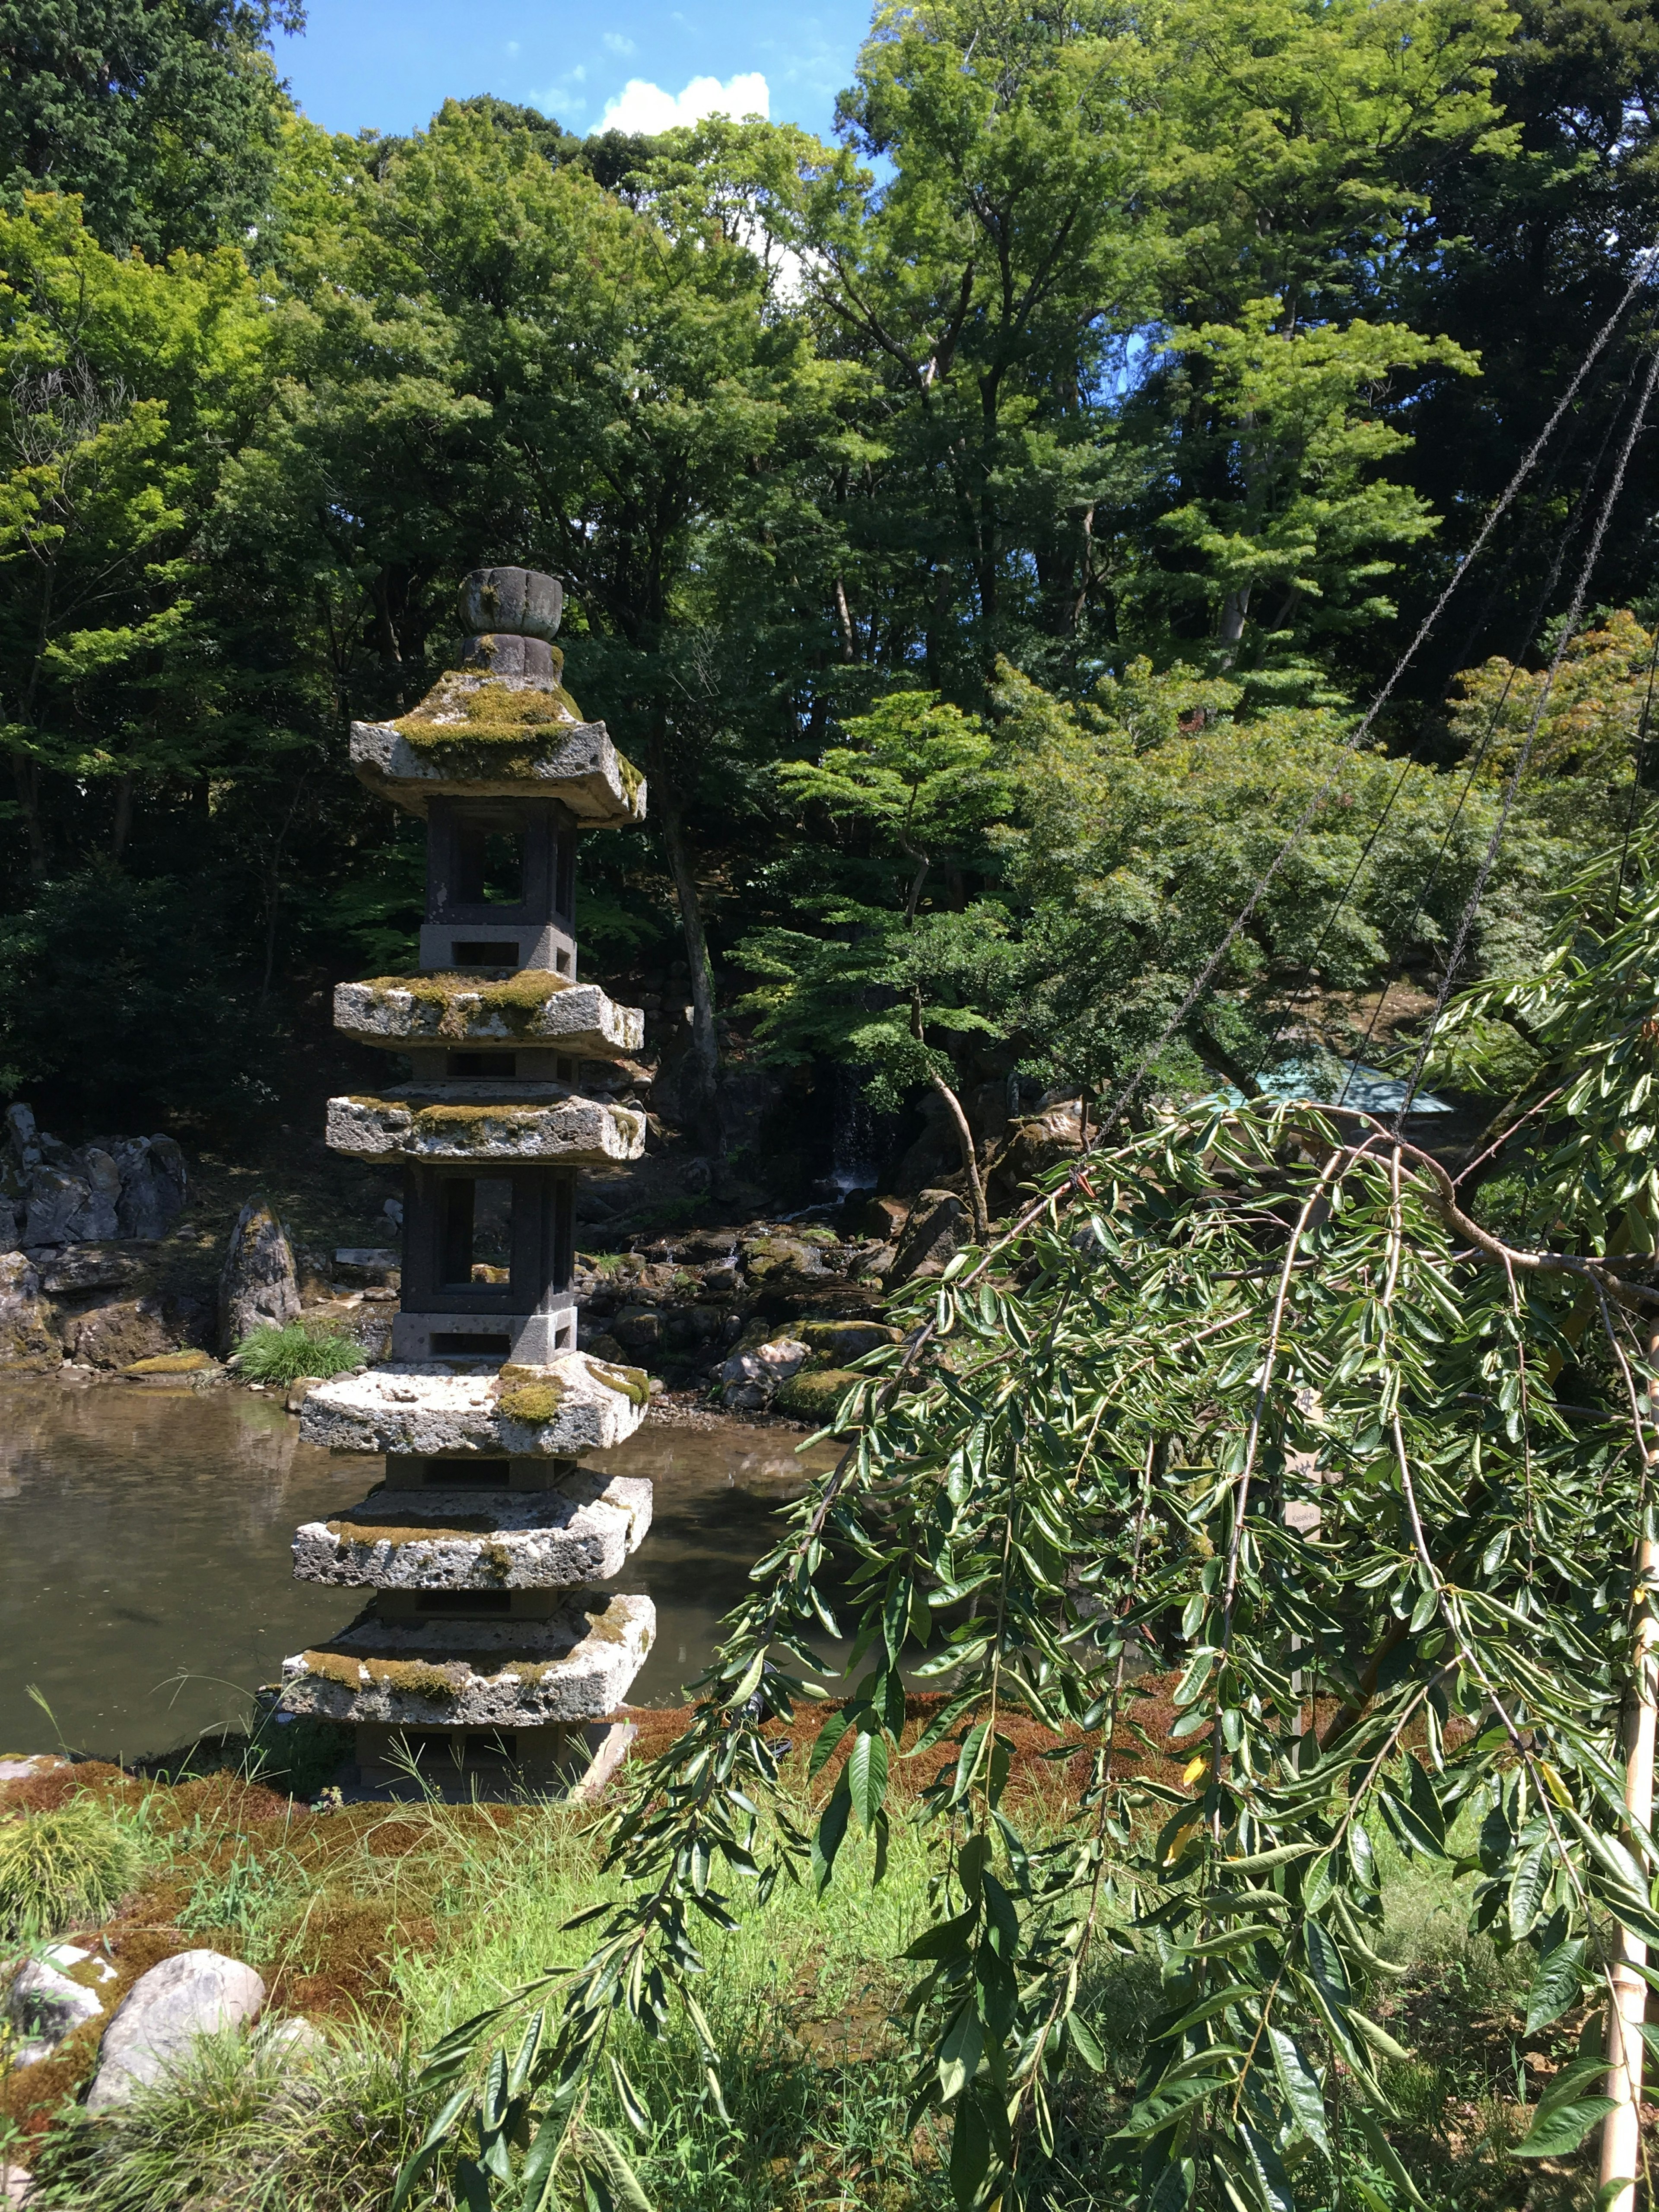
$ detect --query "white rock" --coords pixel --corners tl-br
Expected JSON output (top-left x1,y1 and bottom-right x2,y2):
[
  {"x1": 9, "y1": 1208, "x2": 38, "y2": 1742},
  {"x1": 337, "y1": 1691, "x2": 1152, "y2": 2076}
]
[
  {"x1": 324, "y1": 1093, "x2": 644, "y2": 1166},
  {"x1": 6, "y1": 1958, "x2": 104, "y2": 2052},
  {"x1": 299, "y1": 1356, "x2": 649, "y2": 1458},
  {"x1": 292, "y1": 1470, "x2": 653, "y2": 1589},
  {"x1": 718, "y1": 1337, "x2": 809, "y2": 1405},
  {"x1": 1, "y1": 2155, "x2": 34, "y2": 2207},
  {"x1": 86, "y1": 1950, "x2": 266, "y2": 2111}
]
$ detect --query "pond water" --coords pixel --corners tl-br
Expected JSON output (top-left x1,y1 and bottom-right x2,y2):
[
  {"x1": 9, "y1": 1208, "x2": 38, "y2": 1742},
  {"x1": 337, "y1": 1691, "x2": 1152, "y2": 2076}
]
[{"x1": 0, "y1": 1379, "x2": 837, "y2": 1762}]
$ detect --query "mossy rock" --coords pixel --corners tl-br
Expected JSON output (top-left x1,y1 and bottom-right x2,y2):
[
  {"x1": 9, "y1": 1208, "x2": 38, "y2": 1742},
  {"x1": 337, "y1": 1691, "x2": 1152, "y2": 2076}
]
[
  {"x1": 773, "y1": 1367, "x2": 863, "y2": 1422},
  {"x1": 123, "y1": 1349, "x2": 214, "y2": 1375},
  {"x1": 393, "y1": 672, "x2": 587, "y2": 746},
  {"x1": 587, "y1": 1357, "x2": 650, "y2": 1407},
  {"x1": 798, "y1": 1320, "x2": 901, "y2": 1363},
  {"x1": 496, "y1": 1380, "x2": 569, "y2": 1424}
]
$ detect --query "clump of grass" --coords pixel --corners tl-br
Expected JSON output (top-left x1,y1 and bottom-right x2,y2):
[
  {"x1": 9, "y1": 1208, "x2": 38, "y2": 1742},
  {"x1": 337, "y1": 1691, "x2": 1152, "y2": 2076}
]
[
  {"x1": 30, "y1": 2024, "x2": 428, "y2": 2212},
  {"x1": 232, "y1": 1318, "x2": 362, "y2": 1386},
  {"x1": 0, "y1": 1800, "x2": 144, "y2": 1939}
]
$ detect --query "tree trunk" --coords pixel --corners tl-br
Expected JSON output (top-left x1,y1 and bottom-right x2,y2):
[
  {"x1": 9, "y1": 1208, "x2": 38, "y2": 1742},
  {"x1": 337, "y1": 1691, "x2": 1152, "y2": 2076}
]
[
  {"x1": 111, "y1": 772, "x2": 134, "y2": 860},
  {"x1": 10, "y1": 747, "x2": 47, "y2": 877},
  {"x1": 647, "y1": 736, "x2": 722, "y2": 1151},
  {"x1": 1601, "y1": 1341, "x2": 1659, "y2": 2212},
  {"x1": 929, "y1": 1071, "x2": 988, "y2": 1239}
]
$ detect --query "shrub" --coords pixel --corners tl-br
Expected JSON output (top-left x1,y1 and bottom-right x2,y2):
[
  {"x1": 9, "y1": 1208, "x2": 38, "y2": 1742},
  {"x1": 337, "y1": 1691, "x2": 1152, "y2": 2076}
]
[
  {"x1": 232, "y1": 1319, "x2": 361, "y2": 1386},
  {"x1": 0, "y1": 1800, "x2": 143, "y2": 1939}
]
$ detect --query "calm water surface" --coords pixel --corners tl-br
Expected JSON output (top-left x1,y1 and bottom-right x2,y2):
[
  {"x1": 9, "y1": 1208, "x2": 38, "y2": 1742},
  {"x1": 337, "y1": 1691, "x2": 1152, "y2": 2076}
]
[{"x1": 0, "y1": 1378, "x2": 835, "y2": 1761}]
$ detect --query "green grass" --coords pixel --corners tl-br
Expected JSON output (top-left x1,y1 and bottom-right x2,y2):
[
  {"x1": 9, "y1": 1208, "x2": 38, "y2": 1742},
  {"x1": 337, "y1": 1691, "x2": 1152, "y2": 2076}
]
[
  {"x1": 10, "y1": 1780, "x2": 1613, "y2": 2212},
  {"x1": 0, "y1": 1800, "x2": 145, "y2": 1941},
  {"x1": 232, "y1": 1318, "x2": 363, "y2": 1385},
  {"x1": 30, "y1": 2025, "x2": 424, "y2": 2212}
]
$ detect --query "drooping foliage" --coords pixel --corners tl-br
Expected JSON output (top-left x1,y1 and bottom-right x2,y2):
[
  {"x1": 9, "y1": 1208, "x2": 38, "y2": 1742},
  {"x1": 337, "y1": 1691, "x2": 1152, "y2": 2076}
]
[{"x1": 400, "y1": 841, "x2": 1659, "y2": 2210}]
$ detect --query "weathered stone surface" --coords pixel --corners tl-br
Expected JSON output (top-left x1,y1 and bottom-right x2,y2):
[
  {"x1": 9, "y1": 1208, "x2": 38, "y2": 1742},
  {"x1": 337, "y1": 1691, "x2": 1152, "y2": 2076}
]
[
  {"x1": 0, "y1": 1252, "x2": 57, "y2": 1368},
  {"x1": 22, "y1": 1163, "x2": 117, "y2": 1247},
  {"x1": 457, "y1": 566, "x2": 563, "y2": 642},
  {"x1": 63, "y1": 1295, "x2": 175, "y2": 1370},
  {"x1": 38, "y1": 1244, "x2": 153, "y2": 1296},
  {"x1": 798, "y1": 1319, "x2": 902, "y2": 1363},
  {"x1": 86, "y1": 1951, "x2": 266, "y2": 2111},
  {"x1": 889, "y1": 1192, "x2": 970, "y2": 1284},
  {"x1": 218, "y1": 1198, "x2": 299, "y2": 1354},
  {"x1": 6, "y1": 1958, "x2": 104, "y2": 2058},
  {"x1": 459, "y1": 632, "x2": 554, "y2": 681},
  {"x1": 299, "y1": 1354, "x2": 650, "y2": 1457},
  {"x1": 292, "y1": 1469, "x2": 653, "y2": 1589},
  {"x1": 986, "y1": 1103, "x2": 1084, "y2": 1214},
  {"x1": 718, "y1": 1335, "x2": 808, "y2": 1411},
  {"x1": 334, "y1": 973, "x2": 643, "y2": 1058},
  {"x1": 351, "y1": 710, "x2": 646, "y2": 827},
  {"x1": 279, "y1": 1594, "x2": 656, "y2": 1726},
  {"x1": 4, "y1": 1103, "x2": 41, "y2": 1169},
  {"x1": 104, "y1": 1135, "x2": 188, "y2": 1239},
  {"x1": 773, "y1": 1367, "x2": 862, "y2": 1422},
  {"x1": 325, "y1": 1094, "x2": 645, "y2": 1167}
]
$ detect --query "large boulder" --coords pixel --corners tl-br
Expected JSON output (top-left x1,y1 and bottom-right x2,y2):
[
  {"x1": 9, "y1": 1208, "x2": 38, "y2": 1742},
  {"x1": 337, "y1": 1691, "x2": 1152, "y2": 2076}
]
[
  {"x1": 22, "y1": 1163, "x2": 118, "y2": 1247},
  {"x1": 985, "y1": 1101, "x2": 1085, "y2": 1216},
  {"x1": 889, "y1": 1192, "x2": 970, "y2": 1284},
  {"x1": 104, "y1": 1135, "x2": 188, "y2": 1239},
  {"x1": 86, "y1": 1950, "x2": 266, "y2": 2111},
  {"x1": 63, "y1": 1295, "x2": 175, "y2": 1370},
  {"x1": 0, "y1": 1252, "x2": 57, "y2": 1369},
  {"x1": 218, "y1": 1198, "x2": 299, "y2": 1354},
  {"x1": 718, "y1": 1334, "x2": 808, "y2": 1411}
]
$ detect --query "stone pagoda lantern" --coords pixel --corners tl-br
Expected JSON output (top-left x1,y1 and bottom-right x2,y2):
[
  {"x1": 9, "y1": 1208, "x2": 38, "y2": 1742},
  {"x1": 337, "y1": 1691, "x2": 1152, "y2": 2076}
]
[{"x1": 278, "y1": 566, "x2": 656, "y2": 1794}]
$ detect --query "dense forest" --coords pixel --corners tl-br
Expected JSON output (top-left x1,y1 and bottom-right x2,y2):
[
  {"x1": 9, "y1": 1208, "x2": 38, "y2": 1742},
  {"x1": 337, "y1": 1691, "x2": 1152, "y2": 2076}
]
[{"x1": 3, "y1": 0, "x2": 1658, "y2": 1175}]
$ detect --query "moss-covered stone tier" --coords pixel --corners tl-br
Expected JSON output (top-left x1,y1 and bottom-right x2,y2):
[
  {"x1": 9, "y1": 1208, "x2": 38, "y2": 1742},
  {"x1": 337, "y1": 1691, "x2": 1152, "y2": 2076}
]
[
  {"x1": 334, "y1": 973, "x2": 643, "y2": 1057},
  {"x1": 279, "y1": 1593, "x2": 657, "y2": 1726},
  {"x1": 298, "y1": 1353, "x2": 651, "y2": 1457},
  {"x1": 324, "y1": 1093, "x2": 645, "y2": 1166},
  {"x1": 292, "y1": 1469, "x2": 653, "y2": 1589},
  {"x1": 351, "y1": 685, "x2": 645, "y2": 826}
]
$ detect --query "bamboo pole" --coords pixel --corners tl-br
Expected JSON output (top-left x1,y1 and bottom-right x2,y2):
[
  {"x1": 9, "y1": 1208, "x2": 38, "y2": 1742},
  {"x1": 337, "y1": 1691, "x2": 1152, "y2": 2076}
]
[{"x1": 1601, "y1": 1429, "x2": 1659, "y2": 2207}]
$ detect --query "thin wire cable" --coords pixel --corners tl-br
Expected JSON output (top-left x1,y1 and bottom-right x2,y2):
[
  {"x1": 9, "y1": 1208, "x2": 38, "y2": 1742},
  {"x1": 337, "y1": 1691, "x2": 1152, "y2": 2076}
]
[
  {"x1": 1091, "y1": 245, "x2": 1659, "y2": 1147},
  {"x1": 1332, "y1": 333, "x2": 1659, "y2": 1098},
  {"x1": 1393, "y1": 328, "x2": 1659, "y2": 1122},
  {"x1": 1613, "y1": 619, "x2": 1659, "y2": 915}
]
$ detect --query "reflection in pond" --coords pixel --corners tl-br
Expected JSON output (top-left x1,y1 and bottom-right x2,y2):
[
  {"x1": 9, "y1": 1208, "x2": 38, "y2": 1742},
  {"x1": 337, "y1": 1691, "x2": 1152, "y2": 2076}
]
[{"x1": 0, "y1": 1380, "x2": 836, "y2": 1761}]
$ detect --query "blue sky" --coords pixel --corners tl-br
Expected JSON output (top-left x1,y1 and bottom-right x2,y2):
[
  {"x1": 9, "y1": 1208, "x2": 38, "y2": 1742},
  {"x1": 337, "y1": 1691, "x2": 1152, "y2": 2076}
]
[{"x1": 273, "y1": 0, "x2": 873, "y2": 143}]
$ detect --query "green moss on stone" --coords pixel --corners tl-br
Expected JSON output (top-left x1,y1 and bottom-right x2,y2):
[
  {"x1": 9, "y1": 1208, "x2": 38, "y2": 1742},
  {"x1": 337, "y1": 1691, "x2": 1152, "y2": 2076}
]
[
  {"x1": 124, "y1": 1349, "x2": 213, "y2": 1375},
  {"x1": 585, "y1": 1356, "x2": 649, "y2": 1407},
  {"x1": 393, "y1": 673, "x2": 585, "y2": 745},
  {"x1": 773, "y1": 1368, "x2": 863, "y2": 1421},
  {"x1": 353, "y1": 970, "x2": 575, "y2": 1039},
  {"x1": 496, "y1": 1380, "x2": 569, "y2": 1424},
  {"x1": 325, "y1": 1517, "x2": 493, "y2": 1545},
  {"x1": 300, "y1": 1651, "x2": 365, "y2": 1690},
  {"x1": 362, "y1": 1659, "x2": 461, "y2": 1700}
]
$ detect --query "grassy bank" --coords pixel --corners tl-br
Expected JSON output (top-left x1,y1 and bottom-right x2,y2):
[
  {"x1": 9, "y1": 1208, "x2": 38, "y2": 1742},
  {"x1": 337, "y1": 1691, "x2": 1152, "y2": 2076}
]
[{"x1": 0, "y1": 1713, "x2": 1602, "y2": 2210}]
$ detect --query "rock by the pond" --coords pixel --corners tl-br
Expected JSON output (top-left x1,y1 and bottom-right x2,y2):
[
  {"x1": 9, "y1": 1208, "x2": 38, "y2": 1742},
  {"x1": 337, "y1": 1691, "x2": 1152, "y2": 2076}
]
[
  {"x1": 0, "y1": 1253, "x2": 57, "y2": 1369},
  {"x1": 718, "y1": 1334, "x2": 809, "y2": 1411},
  {"x1": 86, "y1": 1950, "x2": 267, "y2": 2111},
  {"x1": 889, "y1": 1191, "x2": 970, "y2": 1284},
  {"x1": 62, "y1": 1294, "x2": 175, "y2": 1370},
  {"x1": 218, "y1": 1198, "x2": 299, "y2": 1354},
  {"x1": 38, "y1": 1243, "x2": 154, "y2": 1297},
  {"x1": 1, "y1": 2156, "x2": 34, "y2": 2207},
  {"x1": 6, "y1": 1957, "x2": 105, "y2": 2061}
]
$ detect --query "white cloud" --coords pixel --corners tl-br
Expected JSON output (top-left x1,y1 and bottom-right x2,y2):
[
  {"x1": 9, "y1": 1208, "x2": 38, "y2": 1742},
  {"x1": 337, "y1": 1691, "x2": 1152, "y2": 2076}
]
[
  {"x1": 596, "y1": 70, "x2": 769, "y2": 134},
  {"x1": 602, "y1": 31, "x2": 636, "y2": 55}
]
